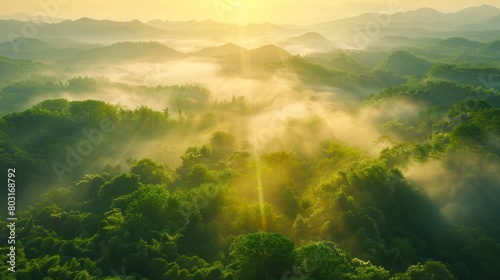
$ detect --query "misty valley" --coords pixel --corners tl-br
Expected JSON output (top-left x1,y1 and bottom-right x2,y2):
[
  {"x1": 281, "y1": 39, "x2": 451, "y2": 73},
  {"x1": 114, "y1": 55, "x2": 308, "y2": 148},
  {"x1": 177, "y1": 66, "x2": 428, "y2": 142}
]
[{"x1": 1, "y1": 4, "x2": 500, "y2": 280}]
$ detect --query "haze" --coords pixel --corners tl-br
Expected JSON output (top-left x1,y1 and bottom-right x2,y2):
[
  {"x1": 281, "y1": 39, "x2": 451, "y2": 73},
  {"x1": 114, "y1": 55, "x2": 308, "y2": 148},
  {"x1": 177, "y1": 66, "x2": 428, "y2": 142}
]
[
  {"x1": 1, "y1": 1, "x2": 500, "y2": 279},
  {"x1": 1, "y1": 0, "x2": 499, "y2": 24}
]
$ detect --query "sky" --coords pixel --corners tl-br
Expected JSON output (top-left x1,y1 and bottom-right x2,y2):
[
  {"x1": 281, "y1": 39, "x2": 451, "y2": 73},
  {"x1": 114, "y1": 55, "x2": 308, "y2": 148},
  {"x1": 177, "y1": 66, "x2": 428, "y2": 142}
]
[{"x1": 1, "y1": 0, "x2": 499, "y2": 24}]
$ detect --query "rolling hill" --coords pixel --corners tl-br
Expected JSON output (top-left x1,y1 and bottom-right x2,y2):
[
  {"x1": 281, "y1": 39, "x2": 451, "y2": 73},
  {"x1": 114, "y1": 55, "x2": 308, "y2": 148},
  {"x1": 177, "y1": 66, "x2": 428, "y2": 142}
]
[
  {"x1": 377, "y1": 50, "x2": 433, "y2": 76},
  {"x1": 195, "y1": 42, "x2": 248, "y2": 58},
  {"x1": 1, "y1": 18, "x2": 171, "y2": 44},
  {"x1": 0, "y1": 55, "x2": 48, "y2": 85},
  {"x1": 279, "y1": 32, "x2": 336, "y2": 53},
  {"x1": 328, "y1": 52, "x2": 370, "y2": 73},
  {"x1": 68, "y1": 41, "x2": 184, "y2": 63}
]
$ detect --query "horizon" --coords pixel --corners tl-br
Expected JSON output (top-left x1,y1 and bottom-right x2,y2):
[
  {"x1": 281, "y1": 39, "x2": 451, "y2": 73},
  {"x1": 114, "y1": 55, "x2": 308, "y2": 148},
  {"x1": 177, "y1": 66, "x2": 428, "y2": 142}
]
[{"x1": 1, "y1": 1, "x2": 500, "y2": 25}]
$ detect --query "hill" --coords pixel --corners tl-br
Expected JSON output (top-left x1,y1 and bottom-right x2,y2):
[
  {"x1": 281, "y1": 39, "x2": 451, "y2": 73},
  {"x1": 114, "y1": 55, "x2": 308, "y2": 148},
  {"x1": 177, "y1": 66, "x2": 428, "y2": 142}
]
[
  {"x1": 195, "y1": 42, "x2": 248, "y2": 58},
  {"x1": 69, "y1": 41, "x2": 184, "y2": 63},
  {"x1": 0, "y1": 56, "x2": 47, "y2": 85},
  {"x1": 436, "y1": 37, "x2": 483, "y2": 48},
  {"x1": 148, "y1": 19, "x2": 232, "y2": 32},
  {"x1": 328, "y1": 52, "x2": 370, "y2": 73},
  {"x1": 377, "y1": 50, "x2": 433, "y2": 76},
  {"x1": 279, "y1": 32, "x2": 335, "y2": 53},
  {"x1": 248, "y1": 44, "x2": 292, "y2": 64},
  {"x1": 2, "y1": 18, "x2": 171, "y2": 43}
]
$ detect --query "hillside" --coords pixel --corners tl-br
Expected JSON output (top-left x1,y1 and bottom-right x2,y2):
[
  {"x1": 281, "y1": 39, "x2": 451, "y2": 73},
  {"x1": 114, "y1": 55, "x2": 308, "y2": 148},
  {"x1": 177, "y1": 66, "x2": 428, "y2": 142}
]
[
  {"x1": 69, "y1": 41, "x2": 184, "y2": 63},
  {"x1": 0, "y1": 56, "x2": 47, "y2": 85},
  {"x1": 377, "y1": 50, "x2": 433, "y2": 76},
  {"x1": 279, "y1": 32, "x2": 335, "y2": 52},
  {"x1": 328, "y1": 52, "x2": 370, "y2": 73},
  {"x1": 436, "y1": 37, "x2": 483, "y2": 48},
  {"x1": 195, "y1": 43, "x2": 249, "y2": 58}
]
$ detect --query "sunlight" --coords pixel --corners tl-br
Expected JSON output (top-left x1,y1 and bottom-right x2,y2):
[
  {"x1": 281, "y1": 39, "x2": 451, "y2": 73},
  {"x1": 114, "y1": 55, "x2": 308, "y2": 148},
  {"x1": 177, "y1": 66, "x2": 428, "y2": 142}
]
[
  {"x1": 254, "y1": 156, "x2": 268, "y2": 231},
  {"x1": 1, "y1": 2, "x2": 499, "y2": 279}
]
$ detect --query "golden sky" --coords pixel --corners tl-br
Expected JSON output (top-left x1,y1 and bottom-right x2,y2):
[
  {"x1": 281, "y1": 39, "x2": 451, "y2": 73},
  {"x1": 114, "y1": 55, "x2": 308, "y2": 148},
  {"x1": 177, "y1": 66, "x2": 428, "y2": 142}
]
[{"x1": 2, "y1": 0, "x2": 500, "y2": 24}]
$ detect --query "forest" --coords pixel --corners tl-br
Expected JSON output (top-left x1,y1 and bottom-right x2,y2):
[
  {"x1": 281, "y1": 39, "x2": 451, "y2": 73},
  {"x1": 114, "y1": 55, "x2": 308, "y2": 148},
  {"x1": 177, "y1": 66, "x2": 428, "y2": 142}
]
[{"x1": 1, "y1": 4, "x2": 500, "y2": 280}]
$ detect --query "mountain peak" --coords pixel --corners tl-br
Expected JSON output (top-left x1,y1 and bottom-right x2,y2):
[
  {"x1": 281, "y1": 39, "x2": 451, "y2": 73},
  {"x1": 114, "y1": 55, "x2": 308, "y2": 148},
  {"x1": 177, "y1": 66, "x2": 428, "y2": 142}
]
[
  {"x1": 454, "y1": 4, "x2": 500, "y2": 16},
  {"x1": 298, "y1": 32, "x2": 327, "y2": 39},
  {"x1": 459, "y1": 4, "x2": 500, "y2": 12},
  {"x1": 74, "y1": 17, "x2": 96, "y2": 22},
  {"x1": 196, "y1": 42, "x2": 248, "y2": 57},
  {"x1": 284, "y1": 32, "x2": 333, "y2": 46}
]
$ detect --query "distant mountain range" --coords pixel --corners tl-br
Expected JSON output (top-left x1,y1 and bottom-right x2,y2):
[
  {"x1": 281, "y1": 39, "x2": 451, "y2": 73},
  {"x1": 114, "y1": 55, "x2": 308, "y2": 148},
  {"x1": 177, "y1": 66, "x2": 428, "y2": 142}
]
[
  {"x1": 0, "y1": 18, "x2": 170, "y2": 44},
  {"x1": 312, "y1": 4, "x2": 500, "y2": 46},
  {"x1": 315, "y1": 5, "x2": 500, "y2": 31},
  {"x1": 57, "y1": 41, "x2": 291, "y2": 68},
  {"x1": 0, "y1": 4, "x2": 499, "y2": 53},
  {"x1": 0, "y1": 13, "x2": 64, "y2": 23},
  {"x1": 68, "y1": 41, "x2": 185, "y2": 63}
]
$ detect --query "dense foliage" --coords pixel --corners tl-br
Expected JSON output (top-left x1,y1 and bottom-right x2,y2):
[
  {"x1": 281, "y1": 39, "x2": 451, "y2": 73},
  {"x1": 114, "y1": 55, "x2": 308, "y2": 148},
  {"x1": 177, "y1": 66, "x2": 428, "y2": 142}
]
[{"x1": 1, "y1": 37, "x2": 500, "y2": 279}]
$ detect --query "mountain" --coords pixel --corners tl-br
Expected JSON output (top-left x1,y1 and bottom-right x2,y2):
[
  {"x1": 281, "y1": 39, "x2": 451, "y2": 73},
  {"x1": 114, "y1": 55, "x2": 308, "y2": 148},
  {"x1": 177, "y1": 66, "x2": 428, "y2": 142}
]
[
  {"x1": 0, "y1": 13, "x2": 64, "y2": 23},
  {"x1": 392, "y1": 5, "x2": 500, "y2": 26},
  {"x1": 312, "y1": 5, "x2": 500, "y2": 46},
  {"x1": 147, "y1": 19, "x2": 289, "y2": 41},
  {"x1": 148, "y1": 19, "x2": 232, "y2": 32},
  {"x1": 248, "y1": 45, "x2": 292, "y2": 64},
  {"x1": 328, "y1": 52, "x2": 370, "y2": 73},
  {"x1": 462, "y1": 15, "x2": 500, "y2": 31},
  {"x1": 69, "y1": 41, "x2": 184, "y2": 63},
  {"x1": 0, "y1": 18, "x2": 171, "y2": 44},
  {"x1": 436, "y1": 37, "x2": 483, "y2": 48},
  {"x1": 377, "y1": 50, "x2": 432, "y2": 76},
  {"x1": 482, "y1": 15, "x2": 500, "y2": 28},
  {"x1": 195, "y1": 43, "x2": 248, "y2": 58},
  {"x1": 368, "y1": 36, "x2": 440, "y2": 49},
  {"x1": 391, "y1": 7, "x2": 445, "y2": 23},
  {"x1": 0, "y1": 56, "x2": 48, "y2": 85},
  {"x1": 0, "y1": 37, "x2": 101, "y2": 62},
  {"x1": 279, "y1": 32, "x2": 335, "y2": 53},
  {"x1": 451, "y1": 4, "x2": 500, "y2": 24}
]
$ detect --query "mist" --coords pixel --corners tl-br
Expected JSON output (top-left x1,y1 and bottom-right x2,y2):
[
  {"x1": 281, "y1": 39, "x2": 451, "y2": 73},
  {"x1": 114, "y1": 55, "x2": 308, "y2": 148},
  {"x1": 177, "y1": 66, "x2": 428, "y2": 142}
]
[{"x1": 403, "y1": 153, "x2": 500, "y2": 226}]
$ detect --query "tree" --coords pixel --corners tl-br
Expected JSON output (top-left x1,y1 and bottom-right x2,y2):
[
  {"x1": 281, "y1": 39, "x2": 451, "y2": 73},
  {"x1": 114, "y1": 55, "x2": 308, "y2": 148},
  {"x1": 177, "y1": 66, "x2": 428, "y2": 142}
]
[
  {"x1": 289, "y1": 241, "x2": 353, "y2": 280},
  {"x1": 229, "y1": 232, "x2": 294, "y2": 280},
  {"x1": 352, "y1": 258, "x2": 390, "y2": 280},
  {"x1": 398, "y1": 260, "x2": 454, "y2": 280},
  {"x1": 130, "y1": 158, "x2": 171, "y2": 185},
  {"x1": 98, "y1": 173, "x2": 141, "y2": 206}
]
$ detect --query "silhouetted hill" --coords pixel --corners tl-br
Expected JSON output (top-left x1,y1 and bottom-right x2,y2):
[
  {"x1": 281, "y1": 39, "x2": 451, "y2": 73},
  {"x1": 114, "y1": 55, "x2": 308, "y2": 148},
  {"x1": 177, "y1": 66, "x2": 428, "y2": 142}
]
[
  {"x1": 0, "y1": 37, "x2": 101, "y2": 62},
  {"x1": 248, "y1": 45, "x2": 292, "y2": 64},
  {"x1": 392, "y1": 7, "x2": 444, "y2": 23},
  {"x1": 284, "y1": 32, "x2": 333, "y2": 46},
  {"x1": 195, "y1": 43, "x2": 248, "y2": 57},
  {"x1": 0, "y1": 18, "x2": 171, "y2": 43},
  {"x1": 278, "y1": 32, "x2": 335, "y2": 53},
  {"x1": 312, "y1": 5, "x2": 500, "y2": 45},
  {"x1": 451, "y1": 4, "x2": 500, "y2": 24},
  {"x1": 148, "y1": 19, "x2": 232, "y2": 32},
  {"x1": 70, "y1": 41, "x2": 184, "y2": 63}
]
